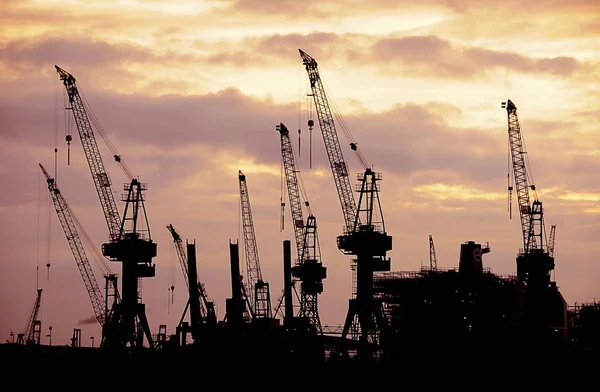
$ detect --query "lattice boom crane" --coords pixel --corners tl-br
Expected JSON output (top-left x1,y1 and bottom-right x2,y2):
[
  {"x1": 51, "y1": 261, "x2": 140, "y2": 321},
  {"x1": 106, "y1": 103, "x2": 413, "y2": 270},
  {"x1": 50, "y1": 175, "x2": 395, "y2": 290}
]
[
  {"x1": 502, "y1": 99, "x2": 554, "y2": 287},
  {"x1": 238, "y1": 170, "x2": 272, "y2": 318},
  {"x1": 39, "y1": 163, "x2": 106, "y2": 326},
  {"x1": 278, "y1": 123, "x2": 309, "y2": 261},
  {"x1": 277, "y1": 123, "x2": 326, "y2": 332},
  {"x1": 502, "y1": 99, "x2": 545, "y2": 253},
  {"x1": 300, "y1": 49, "x2": 392, "y2": 360}
]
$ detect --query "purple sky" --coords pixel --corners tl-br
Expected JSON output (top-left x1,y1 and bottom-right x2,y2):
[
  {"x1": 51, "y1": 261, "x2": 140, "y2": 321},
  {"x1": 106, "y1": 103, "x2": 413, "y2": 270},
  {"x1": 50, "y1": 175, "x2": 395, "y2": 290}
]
[{"x1": 1, "y1": 0, "x2": 599, "y2": 346}]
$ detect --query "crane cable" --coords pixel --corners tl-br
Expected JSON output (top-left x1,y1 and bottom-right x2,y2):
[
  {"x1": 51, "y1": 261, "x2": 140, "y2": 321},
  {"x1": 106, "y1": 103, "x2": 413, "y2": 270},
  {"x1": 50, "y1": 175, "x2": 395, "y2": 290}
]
[
  {"x1": 320, "y1": 70, "x2": 370, "y2": 170},
  {"x1": 37, "y1": 169, "x2": 41, "y2": 291},
  {"x1": 70, "y1": 85, "x2": 136, "y2": 182}
]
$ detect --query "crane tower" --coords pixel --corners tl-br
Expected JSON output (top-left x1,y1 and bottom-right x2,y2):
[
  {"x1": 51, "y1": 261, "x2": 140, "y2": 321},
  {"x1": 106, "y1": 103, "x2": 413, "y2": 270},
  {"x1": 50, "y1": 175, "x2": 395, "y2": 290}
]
[
  {"x1": 56, "y1": 66, "x2": 156, "y2": 348},
  {"x1": 300, "y1": 49, "x2": 392, "y2": 360}
]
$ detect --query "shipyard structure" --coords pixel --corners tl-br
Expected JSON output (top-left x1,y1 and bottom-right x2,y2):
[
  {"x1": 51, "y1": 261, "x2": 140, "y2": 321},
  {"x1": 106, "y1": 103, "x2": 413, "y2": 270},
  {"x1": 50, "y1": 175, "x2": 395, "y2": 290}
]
[
  {"x1": 374, "y1": 241, "x2": 568, "y2": 358},
  {"x1": 3, "y1": 51, "x2": 600, "y2": 364}
]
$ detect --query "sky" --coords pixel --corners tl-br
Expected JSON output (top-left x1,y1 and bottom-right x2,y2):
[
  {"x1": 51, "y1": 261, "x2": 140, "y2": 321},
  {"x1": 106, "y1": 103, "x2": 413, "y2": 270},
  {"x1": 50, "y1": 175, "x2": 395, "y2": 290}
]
[{"x1": 1, "y1": 0, "x2": 600, "y2": 346}]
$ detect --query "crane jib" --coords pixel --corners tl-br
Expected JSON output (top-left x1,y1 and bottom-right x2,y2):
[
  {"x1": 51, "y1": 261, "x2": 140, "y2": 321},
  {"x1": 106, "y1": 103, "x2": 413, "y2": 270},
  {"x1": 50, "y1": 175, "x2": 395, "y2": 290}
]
[
  {"x1": 55, "y1": 65, "x2": 122, "y2": 242},
  {"x1": 40, "y1": 164, "x2": 106, "y2": 327},
  {"x1": 298, "y1": 50, "x2": 359, "y2": 233}
]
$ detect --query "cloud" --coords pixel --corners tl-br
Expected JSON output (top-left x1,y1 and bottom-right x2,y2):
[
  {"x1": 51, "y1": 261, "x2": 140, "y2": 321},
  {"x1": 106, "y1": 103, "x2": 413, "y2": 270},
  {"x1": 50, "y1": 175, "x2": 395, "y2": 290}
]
[
  {"x1": 205, "y1": 33, "x2": 586, "y2": 80},
  {"x1": 367, "y1": 36, "x2": 581, "y2": 78},
  {"x1": 0, "y1": 37, "x2": 156, "y2": 71},
  {"x1": 217, "y1": 0, "x2": 600, "y2": 23},
  {"x1": 77, "y1": 315, "x2": 98, "y2": 326},
  {"x1": 1, "y1": 31, "x2": 588, "y2": 91}
]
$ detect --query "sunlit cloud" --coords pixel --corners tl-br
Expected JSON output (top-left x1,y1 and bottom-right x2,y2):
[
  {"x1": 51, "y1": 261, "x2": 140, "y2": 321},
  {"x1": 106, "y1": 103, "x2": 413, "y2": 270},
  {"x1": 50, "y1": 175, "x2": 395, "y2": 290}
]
[
  {"x1": 559, "y1": 192, "x2": 600, "y2": 202},
  {"x1": 414, "y1": 183, "x2": 505, "y2": 201}
]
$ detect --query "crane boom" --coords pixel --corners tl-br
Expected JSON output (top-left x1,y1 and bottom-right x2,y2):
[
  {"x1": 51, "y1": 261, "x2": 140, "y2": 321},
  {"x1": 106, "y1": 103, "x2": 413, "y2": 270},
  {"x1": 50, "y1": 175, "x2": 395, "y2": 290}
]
[
  {"x1": 39, "y1": 163, "x2": 106, "y2": 326},
  {"x1": 167, "y1": 224, "x2": 190, "y2": 290},
  {"x1": 277, "y1": 123, "x2": 307, "y2": 261},
  {"x1": 429, "y1": 235, "x2": 438, "y2": 270},
  {"x1": 55, "y1": 65, "x2": 122, "y2": 242},
  {"x1": 548, "y1": 224, "x2": 556, "y2": 257},
  {"x1": 239, "y1": 170, "x2": 262, "y2": 305},
  {"x1": 166, "y1": 224, "x2": 216, "y2": 322},
  {"x1": 23, "y1": 289, "x2": 43, "y2": 341},
  {"x1": 299, "y1": 49, "x2": 358, "y2": 233}
]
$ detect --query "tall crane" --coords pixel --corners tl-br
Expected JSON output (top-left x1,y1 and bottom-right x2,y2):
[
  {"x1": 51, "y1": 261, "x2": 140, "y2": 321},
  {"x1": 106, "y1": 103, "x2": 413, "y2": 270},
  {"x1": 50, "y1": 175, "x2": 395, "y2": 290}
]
[
  {"x1": 56, "y1": 66, "x2": 156, "y2": 348},
  {"x1": 238, "y1": 170, "x2": 272, "y2": 319},
  {"x1": 502, "y1": 99, "x2": 554, "y2": 287},
  {"x1": 39, "y1": 163, "x2": 122, "y2": 347},
  {"x1": 40, "y1": 164, "x2": 106, "y2": 324},
  {"x1": 17, "y1": 289, "x2": 43, "y2": 345},
  {"x1": 429, "y1": 235, "x2": 438, "y2": 270},
  {"x1": 167, "y1": 224, "x2": 217, "y2": 343},
  {"x1": 300, "y1": 49, "x2": 392, "y2": 360},
  {"x1": 277, "y1": 122, "x2": 327, "y2": 333}
]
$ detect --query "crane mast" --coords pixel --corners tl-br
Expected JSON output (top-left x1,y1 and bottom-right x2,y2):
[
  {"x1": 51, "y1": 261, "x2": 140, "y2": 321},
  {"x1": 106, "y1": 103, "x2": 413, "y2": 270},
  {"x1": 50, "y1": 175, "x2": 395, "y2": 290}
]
[
  {"x1": 39, "y1": 163, "x2": 107, "y2": 327},
  {"x1": 238, "y1": 170, "x2": 272, "y2": 319},
  {"x1": 55, "y1": 65, "x2": 122, "y2": 242},
  {"x1": 277, "y1": 123, "x2": 326, "y2": 333},
  {"x1": 299, "y1": 49, "x2": 359, "y2": 234}
]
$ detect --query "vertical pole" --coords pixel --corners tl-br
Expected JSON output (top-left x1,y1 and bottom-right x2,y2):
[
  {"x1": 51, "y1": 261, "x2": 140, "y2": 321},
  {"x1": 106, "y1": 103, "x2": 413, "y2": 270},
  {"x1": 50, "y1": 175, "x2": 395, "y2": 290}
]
[{"x1": 283, "y1": 240, "x2": 294, "y2": 325}]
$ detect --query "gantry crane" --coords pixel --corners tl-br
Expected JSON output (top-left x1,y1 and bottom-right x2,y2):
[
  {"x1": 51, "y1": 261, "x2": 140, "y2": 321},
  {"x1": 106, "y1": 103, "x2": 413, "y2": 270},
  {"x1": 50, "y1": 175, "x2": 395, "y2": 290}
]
[
  {"x1": 17, "y1": 289, "x2": 43, "y2": 345},
  {"x1": 238, "y1": 170, "x2": 272, "y2": 319},
  {"x1": 167, "y1": 224, "x2": 217, "y2": 344},
  {"x1": 502, "y1": 99, "x2": 554, "y2": 288},
  {"x1": 429, "y1": 235, "x2": 438, "y2": 270},
  {"x1": 277, "y1": 122, "x2": 327, "y2": 333},
  {"x1": 300, "y1": 49, "x2": 392, "y2": 360},
  {"x1": 56, "y1": 66, "x2": 156, "y2": 348}
]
